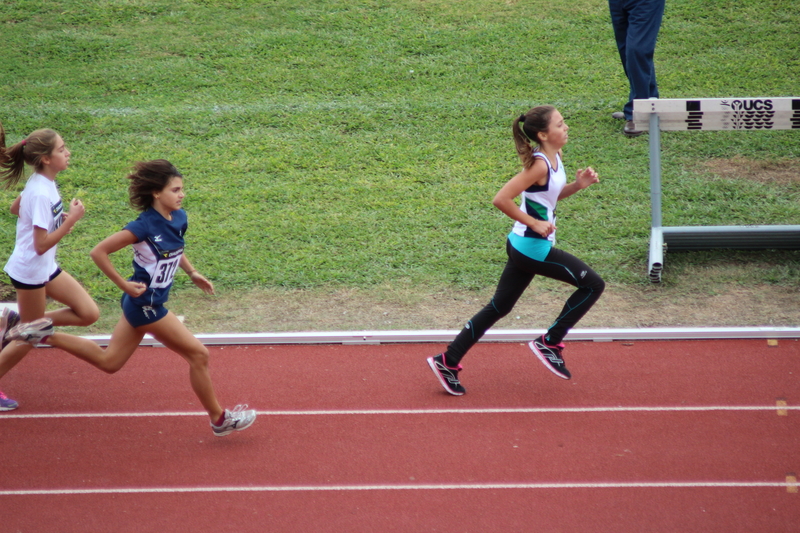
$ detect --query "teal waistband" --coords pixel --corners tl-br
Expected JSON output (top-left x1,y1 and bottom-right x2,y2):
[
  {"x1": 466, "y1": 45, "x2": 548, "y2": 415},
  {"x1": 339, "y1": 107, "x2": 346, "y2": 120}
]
[{"x1": 508, "y1": 232, "x2": 552, "y2": 261}]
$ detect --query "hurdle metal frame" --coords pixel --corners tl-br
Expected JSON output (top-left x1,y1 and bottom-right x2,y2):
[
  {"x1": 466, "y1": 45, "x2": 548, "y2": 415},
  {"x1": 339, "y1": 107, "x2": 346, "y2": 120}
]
[{"x1": 632, "y1": 97, "x2": 800, "y2": 282}]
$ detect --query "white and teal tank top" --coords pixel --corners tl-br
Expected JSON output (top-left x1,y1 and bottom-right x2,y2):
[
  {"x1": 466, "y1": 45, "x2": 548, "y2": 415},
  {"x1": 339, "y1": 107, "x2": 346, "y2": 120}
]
[{"x1": 508, "y1": 151, "x2": 567, "y2": 260}]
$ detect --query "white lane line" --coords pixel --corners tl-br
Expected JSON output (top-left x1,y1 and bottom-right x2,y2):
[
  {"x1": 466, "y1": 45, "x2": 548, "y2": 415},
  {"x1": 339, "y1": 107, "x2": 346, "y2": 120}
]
[
  {"x1": 0, "y1": 481, "x2": 791, "y2": 496},
  {"x1": 1, "y1": 405, "x2": 797, "y2": 419}
]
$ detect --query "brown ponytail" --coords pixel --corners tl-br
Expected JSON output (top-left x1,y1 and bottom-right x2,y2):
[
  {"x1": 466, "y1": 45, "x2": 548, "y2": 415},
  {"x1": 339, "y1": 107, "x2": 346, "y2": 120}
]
[
  {"x1": 0, "y1": 123, "x2": 60, "y2": 188},
  {"x1": 511, "y1": 105, "x2": 555, "y2": 169}
]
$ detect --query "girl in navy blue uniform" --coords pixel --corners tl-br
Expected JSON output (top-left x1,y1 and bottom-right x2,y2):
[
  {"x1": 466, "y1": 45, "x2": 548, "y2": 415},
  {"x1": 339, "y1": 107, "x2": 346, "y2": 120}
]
[
  {"x1": 427, "y1": 106, "x2": 605, "y2": 395},
  {"x1": 8, "y1": 160, "x2": 255, "y2": 436}
]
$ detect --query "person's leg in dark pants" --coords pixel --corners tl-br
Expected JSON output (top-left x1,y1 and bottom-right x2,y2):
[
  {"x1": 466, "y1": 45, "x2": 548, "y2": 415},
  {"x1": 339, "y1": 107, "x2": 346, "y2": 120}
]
[
  {"x1": 444, "y1": 243, "x2": 534, "y2": 367},
  {"x1": 609, "y1": 0, "x2": 665, "y2": 120},
  {"x1": 609, "y1": 0, "x2": 632, "y2": 81},
  {"x1": 520, "y1": 247, "x2": 605, "y2": 345}
]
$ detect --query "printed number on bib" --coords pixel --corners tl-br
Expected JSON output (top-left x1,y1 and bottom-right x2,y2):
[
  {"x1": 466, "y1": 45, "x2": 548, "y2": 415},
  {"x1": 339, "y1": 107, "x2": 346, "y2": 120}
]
[{"x1": 152, "y1": 255, "x2": 181, "y2": 289}]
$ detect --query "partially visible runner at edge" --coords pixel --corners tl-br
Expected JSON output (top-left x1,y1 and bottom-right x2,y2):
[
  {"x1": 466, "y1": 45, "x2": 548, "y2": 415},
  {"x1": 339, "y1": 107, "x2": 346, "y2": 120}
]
[{"x1": 0, "y1": 123, "x2": 99, "y2": 411}]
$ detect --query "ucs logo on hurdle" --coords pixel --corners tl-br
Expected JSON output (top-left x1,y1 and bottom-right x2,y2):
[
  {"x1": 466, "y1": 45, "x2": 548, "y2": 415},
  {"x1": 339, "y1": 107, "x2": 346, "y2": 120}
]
[{"x1": 684, "y1": 98, "x2": 800, "y2": 130}]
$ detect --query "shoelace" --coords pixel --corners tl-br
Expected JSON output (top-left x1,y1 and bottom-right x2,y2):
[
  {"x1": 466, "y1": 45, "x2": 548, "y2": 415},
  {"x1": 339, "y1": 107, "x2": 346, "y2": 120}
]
[
  {"x1": 0, "y1": 391, "x2": 10, "y2": 400},
  {"x1": 229, "y1": 404, "x2": 249, "y2": 417}
]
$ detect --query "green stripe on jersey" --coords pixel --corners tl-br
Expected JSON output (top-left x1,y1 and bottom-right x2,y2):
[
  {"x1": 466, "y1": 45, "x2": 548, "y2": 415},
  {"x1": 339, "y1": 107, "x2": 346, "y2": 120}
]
[{"x1": 525, "y1": 199, "x2": 548, "y2": 221}]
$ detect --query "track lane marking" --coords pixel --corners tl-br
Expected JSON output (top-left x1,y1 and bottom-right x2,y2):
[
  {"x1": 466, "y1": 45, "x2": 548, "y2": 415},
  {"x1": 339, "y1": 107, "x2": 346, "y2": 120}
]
[
  {"x1": 1, "y1": 405, "x2": 798, "y2": 419},
  {"x1": 0, "y1": 481, "x2": 794, "y2": 496}
]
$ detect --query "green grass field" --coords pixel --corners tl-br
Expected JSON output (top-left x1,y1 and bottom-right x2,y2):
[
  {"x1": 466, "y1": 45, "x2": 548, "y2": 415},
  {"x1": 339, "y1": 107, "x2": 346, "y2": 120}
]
[{"x1": 1, "y1": 0, "x2": 798, "y2": 308}]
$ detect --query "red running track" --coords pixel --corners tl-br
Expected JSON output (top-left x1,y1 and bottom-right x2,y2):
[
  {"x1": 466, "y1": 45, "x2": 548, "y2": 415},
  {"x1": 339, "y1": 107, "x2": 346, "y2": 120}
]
[{"x1": 0, "y1": 338, "x2": 798, "y2": 532}]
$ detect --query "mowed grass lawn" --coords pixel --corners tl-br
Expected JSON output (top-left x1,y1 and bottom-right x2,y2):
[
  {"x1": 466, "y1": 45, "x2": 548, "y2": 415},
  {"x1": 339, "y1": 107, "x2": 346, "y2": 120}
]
[{"x1": 0, "y1": 0, "x2": 798, "y2": 328}]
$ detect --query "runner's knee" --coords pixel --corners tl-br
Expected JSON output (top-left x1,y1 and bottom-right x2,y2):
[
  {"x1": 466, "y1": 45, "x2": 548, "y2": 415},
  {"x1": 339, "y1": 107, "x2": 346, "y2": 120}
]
[
  {"x1": 491, "y1": 298, "x2": 515, "y2": 318},
  {"x1": 581, "y1": 270, "x2": 605, "y2": 295},
  {"x1": 593, "y1": 276, "x2": 606, "y2": 295},
  {"x1": 74, "y1": 301, "x2": 100, "y2": 327},
  {"x1": 185, "y1": 346, "x2": 210, "y2": 369},
  {"x1": 98, "y1": 353, "x2": 129, "y2": 374}
]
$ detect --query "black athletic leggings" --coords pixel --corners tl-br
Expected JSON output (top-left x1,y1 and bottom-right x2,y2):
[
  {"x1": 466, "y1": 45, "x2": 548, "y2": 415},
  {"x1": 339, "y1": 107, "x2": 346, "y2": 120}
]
[{"x1": 444, "y1": 240, "x2": 605, "y2": 367}]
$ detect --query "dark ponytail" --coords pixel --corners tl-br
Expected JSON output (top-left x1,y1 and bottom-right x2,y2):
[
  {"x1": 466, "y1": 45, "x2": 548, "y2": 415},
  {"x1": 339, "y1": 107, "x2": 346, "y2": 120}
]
[{"x1": 511, "y1": 105, "x2": 555, "y2": 169}]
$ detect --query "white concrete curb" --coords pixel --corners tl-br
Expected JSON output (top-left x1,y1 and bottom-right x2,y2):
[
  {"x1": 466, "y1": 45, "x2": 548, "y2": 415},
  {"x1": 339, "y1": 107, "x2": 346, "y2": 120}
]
[
  {"x1": 5, "y1": 302, "x2": 797, "y2": 346},
  {"x1": 90, "y1": 327, "x2": 800, "y2": 347}
]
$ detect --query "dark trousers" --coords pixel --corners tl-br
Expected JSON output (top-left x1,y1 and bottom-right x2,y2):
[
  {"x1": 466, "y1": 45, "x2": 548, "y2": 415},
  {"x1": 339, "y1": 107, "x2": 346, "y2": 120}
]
[
  {"x1": 443, "y1": 241, "x2": 605, "y2": 367},
  {"x1": 609, "y1": 0, "x2": 665, "y2": 119}
]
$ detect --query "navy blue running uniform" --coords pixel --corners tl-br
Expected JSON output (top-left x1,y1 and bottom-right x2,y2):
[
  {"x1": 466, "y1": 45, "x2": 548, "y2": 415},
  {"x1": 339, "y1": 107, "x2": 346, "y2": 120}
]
[{"x1": 121, "y1": 207, "x2": 187, "y2": 327}]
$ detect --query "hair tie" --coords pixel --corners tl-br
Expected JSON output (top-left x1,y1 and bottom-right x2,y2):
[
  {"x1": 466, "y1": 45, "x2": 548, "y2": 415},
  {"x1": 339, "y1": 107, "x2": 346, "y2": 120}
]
[
  {"x1": 518, "y1": 114, "x2": 526, "y2": 123},
  {"x1": 519, "y1": 122, "x2": 536, "y2": 144},
  {"x1": 21, "y1": 140, "x2": 27, "y2": 146}
]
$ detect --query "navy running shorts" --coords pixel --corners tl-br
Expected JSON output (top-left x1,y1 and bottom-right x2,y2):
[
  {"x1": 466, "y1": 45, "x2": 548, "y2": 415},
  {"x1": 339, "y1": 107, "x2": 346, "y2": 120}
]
[{"x1": 121, "y1": 293, "x2": 168, "y2": 328}]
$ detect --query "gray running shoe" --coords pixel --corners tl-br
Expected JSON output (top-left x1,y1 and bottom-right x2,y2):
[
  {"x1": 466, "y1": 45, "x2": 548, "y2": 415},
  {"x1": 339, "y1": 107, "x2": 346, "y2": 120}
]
[
  {"x1": 0, "y1": 307, "x2": 21, "y2": 350},
  {"x1": 6, "y1": 317, "x2": 53, "y2": 345},
  {"x1": 211, "y1": 404, "x2": 257, "y2": 436}
]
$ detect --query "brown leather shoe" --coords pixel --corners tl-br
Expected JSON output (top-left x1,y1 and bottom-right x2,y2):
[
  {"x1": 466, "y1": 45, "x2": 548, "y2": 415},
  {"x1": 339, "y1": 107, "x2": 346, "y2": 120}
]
[{"x1": 624, "y1": 120, "x2": 644, "y2": 137}]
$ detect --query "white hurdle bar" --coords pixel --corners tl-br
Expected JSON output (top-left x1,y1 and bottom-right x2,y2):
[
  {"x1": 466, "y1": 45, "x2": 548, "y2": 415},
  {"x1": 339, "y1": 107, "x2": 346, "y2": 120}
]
[{"x1": 632, "y1": 97, "x2": 800, "y2": 283}]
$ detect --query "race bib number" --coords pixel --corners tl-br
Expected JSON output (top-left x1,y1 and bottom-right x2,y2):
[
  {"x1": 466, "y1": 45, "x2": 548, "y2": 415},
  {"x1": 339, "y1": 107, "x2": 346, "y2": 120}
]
[{"x1": 151, "y1": 249, "x2": 183, "y2": 289}]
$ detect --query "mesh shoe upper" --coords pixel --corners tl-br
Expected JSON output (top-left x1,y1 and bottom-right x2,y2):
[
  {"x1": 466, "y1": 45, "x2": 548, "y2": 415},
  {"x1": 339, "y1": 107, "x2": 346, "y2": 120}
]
[
  {"x1": 6, "y1": 318, "x2": 54, "y2": 345},
  {"x1": 211, "y1": 404, "x2": 257, "y2": 436}
]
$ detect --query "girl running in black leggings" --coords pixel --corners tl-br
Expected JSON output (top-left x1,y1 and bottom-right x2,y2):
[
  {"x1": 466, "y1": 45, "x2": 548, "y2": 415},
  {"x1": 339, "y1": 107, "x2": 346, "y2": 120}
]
[{"x1": 428, "y1": 105, "x2": 605, "y2": 395}]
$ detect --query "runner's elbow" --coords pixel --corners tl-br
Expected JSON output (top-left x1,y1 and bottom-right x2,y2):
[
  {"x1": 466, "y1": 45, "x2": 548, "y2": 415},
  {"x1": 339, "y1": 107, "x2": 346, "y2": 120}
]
[{"x1": 89, "y1": 246, "x2": 111, "y2": 268}]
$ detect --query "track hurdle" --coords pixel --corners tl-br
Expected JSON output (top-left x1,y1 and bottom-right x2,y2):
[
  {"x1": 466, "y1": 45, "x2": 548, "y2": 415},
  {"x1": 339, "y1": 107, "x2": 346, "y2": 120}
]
[{"x1": 632, "y1": 97, "x2": 800, "y2": 283}]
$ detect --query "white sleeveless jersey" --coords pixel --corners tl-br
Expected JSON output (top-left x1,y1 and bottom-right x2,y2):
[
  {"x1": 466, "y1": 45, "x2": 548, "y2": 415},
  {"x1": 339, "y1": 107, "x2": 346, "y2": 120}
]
[{"x1": 511, "y1": 152, "x2": 567, "y2": 243}]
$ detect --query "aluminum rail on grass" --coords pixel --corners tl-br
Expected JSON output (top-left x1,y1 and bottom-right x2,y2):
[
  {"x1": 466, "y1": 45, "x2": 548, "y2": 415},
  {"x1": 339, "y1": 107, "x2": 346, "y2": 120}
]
[
  {"x1": 77, "y1": 327, "x2": 800, "y2": 347},
  {"x1": 632, "y1": 97, "x2": 800, "y2": 283}
]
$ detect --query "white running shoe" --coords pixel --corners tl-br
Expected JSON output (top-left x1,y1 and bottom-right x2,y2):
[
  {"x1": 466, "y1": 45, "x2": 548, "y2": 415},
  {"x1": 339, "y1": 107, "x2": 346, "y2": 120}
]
[
  {"x1": 211, "y1": 404, "x2": 257, "y2": 436},
  {"x1": 6, "y1": 317, "x2": 53, "y2": 345}
]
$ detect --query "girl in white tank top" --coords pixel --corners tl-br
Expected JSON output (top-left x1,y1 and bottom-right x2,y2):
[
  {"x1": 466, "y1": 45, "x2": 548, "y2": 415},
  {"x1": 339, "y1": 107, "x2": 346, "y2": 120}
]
[{"x1": 427, "y1": 106, "x2": 605, "y2": 395}]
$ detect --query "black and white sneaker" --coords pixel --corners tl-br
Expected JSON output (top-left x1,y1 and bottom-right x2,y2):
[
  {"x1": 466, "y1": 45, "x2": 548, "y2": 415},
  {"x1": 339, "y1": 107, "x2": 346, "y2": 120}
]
[
  {"x1": 427, "y1": 354, "x2": 466, "y2": 395},
  {"x1": 529, "y1": 335, "x2": 571, "y2": 380},
  {"x1": 0, "y1": 307, "x2": 21, "y2": 350}
]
